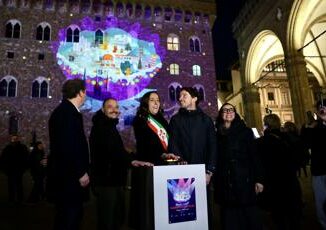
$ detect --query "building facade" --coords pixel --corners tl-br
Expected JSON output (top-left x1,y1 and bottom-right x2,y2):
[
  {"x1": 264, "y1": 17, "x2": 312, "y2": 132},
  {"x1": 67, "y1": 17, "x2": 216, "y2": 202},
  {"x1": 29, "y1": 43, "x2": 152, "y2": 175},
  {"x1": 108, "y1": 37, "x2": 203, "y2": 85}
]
[{"x1": 0, "y1": 0, "x2": 218, "y2": 150}]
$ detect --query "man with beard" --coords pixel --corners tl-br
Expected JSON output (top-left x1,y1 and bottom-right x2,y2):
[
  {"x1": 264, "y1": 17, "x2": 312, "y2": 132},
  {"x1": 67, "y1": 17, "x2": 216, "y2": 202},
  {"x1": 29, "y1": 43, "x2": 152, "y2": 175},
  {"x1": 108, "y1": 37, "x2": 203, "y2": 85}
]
[{"x1": 89, "y1": 98, "x2": 152, "y2": 230}]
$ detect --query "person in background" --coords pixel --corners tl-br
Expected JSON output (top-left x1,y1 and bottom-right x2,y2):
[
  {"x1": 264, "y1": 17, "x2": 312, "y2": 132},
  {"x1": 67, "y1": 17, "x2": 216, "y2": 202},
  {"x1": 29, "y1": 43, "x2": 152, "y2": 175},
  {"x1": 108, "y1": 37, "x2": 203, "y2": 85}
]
[
  {"x1": 283, "y1": 121, "x2": 309, "y2": 177},
  {"x1": 28, "y1": 141, "x2": 47, "y2": 203},
  {"x1": 256, "y1": 114, "x2": 302, "y2": 230},
  {"x1": 215, "y1": 103, "x2": 264, "y2": 230},
  {"x1": 129, "y1": 91, "x2": 178, "y2": 230},
  {"x1": 47, "y1": 79, "x2": 90, "y2": 230},
  {"x1": 89, "y1": 98, "x2": 152, "y2": 230},
  {"x1": 168, "y1": 87, "x2": 217, "y2": 229},
  {"x1": 0, "y1": 135, "x2": 29, "y2": 204},
  {"x1": 301, "y1": 99, "x2": 326, "y2": 229}
]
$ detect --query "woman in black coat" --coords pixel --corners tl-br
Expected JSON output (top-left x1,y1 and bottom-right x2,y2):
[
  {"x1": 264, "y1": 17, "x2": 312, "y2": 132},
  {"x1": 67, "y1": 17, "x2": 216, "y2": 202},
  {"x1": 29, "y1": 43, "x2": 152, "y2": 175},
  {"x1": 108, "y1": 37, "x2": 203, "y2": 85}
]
[
  {"x1": 215, "y1": 103, "x2": 264, "y2": 230},
  {"x1": 129, "y1": 91, "x2": 178, "y2": 230}
]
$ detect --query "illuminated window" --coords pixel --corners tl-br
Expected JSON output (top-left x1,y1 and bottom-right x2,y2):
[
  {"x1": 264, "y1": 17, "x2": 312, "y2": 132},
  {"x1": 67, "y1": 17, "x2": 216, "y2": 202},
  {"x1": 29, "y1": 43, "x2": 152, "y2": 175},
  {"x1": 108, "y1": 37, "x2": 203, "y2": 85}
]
[
  {"x1": 36, "y1": 22, "x2": 51, "y2": 41},
  {"x1": 32, "y1": 77, "x2": 49, "y2": 98},
  {"x1": 66, "y1": 26, "x2": 80, "y2": 43},
  {"x1": 167, "y1": 34, "x2": 179, "y2": 51},
  {"x1": 5, "y1": 20, "x2": 21, "y2": 39},
  {"x1": 0, "y1": 76, "x2": 17, "y2": 97},
  {"x1": 189, "y1": 36, "x2": 201, "y2": 52},
  {"x1": 192, "y1": 65, "x2": 201, "y2": 76},
  {"x1": 170, "y1": 64, "x2": 179, "y2": 75}
]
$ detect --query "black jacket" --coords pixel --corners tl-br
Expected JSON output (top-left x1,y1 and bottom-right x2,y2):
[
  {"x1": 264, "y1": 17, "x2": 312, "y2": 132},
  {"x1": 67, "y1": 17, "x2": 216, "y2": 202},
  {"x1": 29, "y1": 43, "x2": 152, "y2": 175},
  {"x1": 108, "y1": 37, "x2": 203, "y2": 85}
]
[
  {"x1": 168, "y1": 108, "x2": 216, "y2": 172},
  {"x1": 47, "y1": 99, "x2": 90, "y2": 203},
  {"x1": 89, "y1": 110, "x2": 133, "y2": 187},
  {"x1": 133, "y1": 113, "x2": 169, "y2": 165},
  {"x1": 215, "y1": 117, "x2": 263, "y2": 206},
  {"x1": 301, "y1": 121, "x2": 326, "y2": 176}
]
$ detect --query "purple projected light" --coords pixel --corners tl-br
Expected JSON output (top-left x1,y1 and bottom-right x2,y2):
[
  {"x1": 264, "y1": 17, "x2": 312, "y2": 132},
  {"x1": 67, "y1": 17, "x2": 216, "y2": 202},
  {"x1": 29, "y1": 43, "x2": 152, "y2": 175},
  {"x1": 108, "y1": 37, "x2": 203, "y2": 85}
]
[{"x1": 52, "y1": 16, "x2": 165, "y2": 101}]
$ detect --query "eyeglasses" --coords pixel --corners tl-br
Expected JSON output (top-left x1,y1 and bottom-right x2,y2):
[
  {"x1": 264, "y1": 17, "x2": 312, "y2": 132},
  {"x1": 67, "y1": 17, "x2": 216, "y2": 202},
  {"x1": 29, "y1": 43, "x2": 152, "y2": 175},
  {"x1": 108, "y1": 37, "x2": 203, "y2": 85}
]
[
  {"x1": 319, "y1": 106, "x2": 326, "y2": 115},
  {"x1": 221, "y1": 108, "x2": 235, "y2": 113}
]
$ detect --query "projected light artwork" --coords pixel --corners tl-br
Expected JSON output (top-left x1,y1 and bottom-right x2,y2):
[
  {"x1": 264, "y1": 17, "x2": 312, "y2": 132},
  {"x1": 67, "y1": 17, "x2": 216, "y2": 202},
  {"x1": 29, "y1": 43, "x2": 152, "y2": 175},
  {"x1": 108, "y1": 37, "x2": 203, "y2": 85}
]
[{"x1": 53, "y1": 17, "x2": 165, "y2": 116}]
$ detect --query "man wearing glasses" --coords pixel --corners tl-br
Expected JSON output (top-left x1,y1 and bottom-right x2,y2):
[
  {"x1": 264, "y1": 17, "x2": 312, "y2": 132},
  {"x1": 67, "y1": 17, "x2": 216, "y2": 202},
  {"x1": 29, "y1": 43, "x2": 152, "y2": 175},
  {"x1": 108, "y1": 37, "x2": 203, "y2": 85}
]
[{"x1": 302, "y1": 99, "x2": 326, "y2": 229}]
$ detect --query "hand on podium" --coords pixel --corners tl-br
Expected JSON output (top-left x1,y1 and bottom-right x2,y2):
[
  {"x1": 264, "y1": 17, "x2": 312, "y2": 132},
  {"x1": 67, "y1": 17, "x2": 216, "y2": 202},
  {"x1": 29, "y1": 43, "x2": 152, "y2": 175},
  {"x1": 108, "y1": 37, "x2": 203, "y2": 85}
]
[{"x1": 131, "y1": 160, "x2": 154, "y2": 167}]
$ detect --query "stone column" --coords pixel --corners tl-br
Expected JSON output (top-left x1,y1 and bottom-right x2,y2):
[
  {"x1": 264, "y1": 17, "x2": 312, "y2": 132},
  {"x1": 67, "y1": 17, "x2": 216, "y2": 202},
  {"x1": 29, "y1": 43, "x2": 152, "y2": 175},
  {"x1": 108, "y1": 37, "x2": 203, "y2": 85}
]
[
  {"x1": 242, "y1": 86, "x2": 263, "y2": 129},
  {"x1": 285, "y1": 52, "x2": 314, "y2": 126}
]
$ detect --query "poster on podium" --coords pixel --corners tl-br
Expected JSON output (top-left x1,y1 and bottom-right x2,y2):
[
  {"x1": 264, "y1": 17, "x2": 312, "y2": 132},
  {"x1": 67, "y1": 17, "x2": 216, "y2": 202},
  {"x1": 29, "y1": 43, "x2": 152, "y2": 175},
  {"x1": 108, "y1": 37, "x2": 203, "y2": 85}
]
[{"x1": 153, "y1": 164, "x2": 208, "y2": 230}]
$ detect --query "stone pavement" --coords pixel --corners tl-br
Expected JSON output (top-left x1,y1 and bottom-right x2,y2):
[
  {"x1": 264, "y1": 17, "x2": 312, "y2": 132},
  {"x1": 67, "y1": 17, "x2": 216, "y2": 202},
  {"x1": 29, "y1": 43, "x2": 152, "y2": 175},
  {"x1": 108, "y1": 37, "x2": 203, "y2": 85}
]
[{"x1": 0, "y1": 167, "x2": 322, "y2": 230}]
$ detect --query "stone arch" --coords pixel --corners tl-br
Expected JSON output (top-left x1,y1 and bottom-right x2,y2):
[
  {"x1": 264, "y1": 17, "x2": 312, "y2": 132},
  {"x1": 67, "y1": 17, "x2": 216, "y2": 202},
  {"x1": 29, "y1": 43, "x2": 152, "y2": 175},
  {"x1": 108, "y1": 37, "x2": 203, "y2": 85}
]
[{"x1": 245, "y1": 30, "x2": 284, "y2": 84}]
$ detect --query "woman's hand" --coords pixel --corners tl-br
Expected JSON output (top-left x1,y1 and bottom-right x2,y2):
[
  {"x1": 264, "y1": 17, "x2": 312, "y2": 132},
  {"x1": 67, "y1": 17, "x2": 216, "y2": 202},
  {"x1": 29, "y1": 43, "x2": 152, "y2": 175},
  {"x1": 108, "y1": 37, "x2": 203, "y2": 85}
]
[
  {"x1": 161, "y1": 153, "x2": 180, "y2": 161},
  {"x1": 131, "y1": 160, "x2": 154, "y2": 167}
]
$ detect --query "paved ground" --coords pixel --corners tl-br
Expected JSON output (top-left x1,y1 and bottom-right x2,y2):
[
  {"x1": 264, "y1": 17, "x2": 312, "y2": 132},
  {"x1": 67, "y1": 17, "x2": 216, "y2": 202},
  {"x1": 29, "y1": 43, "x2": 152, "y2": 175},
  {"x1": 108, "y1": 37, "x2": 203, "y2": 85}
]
[{"x1": 0, "y1": 167, "x2": 322, "y2": 230}]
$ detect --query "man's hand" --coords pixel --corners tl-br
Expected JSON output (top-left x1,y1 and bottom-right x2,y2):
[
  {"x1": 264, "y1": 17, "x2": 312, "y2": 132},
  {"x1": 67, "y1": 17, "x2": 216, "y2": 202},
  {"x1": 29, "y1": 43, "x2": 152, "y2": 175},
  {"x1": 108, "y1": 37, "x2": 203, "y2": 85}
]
[
  {"x1": 79, "y1": 173, "x2": 90, "y2": 187},
  {"x1": 255, "y1": 183, "x2": 264, "y2": 194},
  {"x1": 205, "y1": 171, "x2": 213, "y2": 185},
  {"x1": 131, "y1": 160, "x2": 154, "y2": 167}
]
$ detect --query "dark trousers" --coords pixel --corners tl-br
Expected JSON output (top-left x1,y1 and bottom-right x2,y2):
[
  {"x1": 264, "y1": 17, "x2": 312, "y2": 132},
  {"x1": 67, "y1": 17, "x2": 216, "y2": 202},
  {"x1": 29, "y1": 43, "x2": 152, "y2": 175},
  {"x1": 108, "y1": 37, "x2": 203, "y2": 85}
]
[
  {"x1": 7, "y1": 173, "x2": 24, "y2": 203},
  {"x1": 96, "y1": 186, "x2": 125, "y2": 230},
  {"x1": 220, "y1": 205, "x2": 263, "y2": 230},
  {"x1": 54, "y1": 201, "x2": 83, "y2": 230}
]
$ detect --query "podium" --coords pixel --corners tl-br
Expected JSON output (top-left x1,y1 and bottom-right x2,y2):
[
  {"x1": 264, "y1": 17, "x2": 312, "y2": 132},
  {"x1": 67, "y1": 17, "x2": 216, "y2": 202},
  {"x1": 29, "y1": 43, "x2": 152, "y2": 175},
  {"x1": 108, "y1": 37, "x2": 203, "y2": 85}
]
[
  {"x1": 153, "y1": 164, "x2": 208, "y2": 230},
  {"x1": 129, "y1": 164, "x2": 208, "y2": 230}
]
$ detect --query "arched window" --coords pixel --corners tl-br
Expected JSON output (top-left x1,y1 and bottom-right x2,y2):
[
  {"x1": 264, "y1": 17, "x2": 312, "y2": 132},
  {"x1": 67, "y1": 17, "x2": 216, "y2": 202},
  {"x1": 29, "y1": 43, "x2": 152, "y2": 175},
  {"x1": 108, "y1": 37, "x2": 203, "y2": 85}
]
[
  {"x1": 116, "y1": 2, "x2": 124, "y2": 17},
  {"x1": 192, "y1": 65, "x2": 201, "y2": 76},
  {"x1": 189, "y1": 36, "x2": 201, "y2": 52},
  {"x1": 169, "y1": 64, "x2": 179, "y2": 75},
  {"x1": 0, "y1": 76, "x2": 17, "y2": 97},
  {"x1": 167, "y1": 34, "x2": 179, "y2": 51},
  {"x1": 5, "y1": 20, "x2": 21, "y2": 39},
  {"x1": 135, "y1": 4, "x2": 142, "y2": 18},
  {"x1": 144, "y1": 6, "x2": 152, "y2": 19},
  {"x1": 168, "y1": 82, "x2": 182, "y2": 102},
  {"x1": 193, "y1": 84, "x2": 205, "y2": 101},
  {"x1": 95, "y1": 29, "x2": 104, "y2": 44},
  {"x1": 32, "y1": 77, "x2": 49, "y2": 98},
  {"x1": 0, "y1": 79, "x2": 8, "y2": 96},
  {"x1": 66, "y1": 25, "x2": 80, "y2": 43},
  {"x1": 126, "y1": 3, "x2": 133, "y2": 17},
  {"x1": 36, "y1": 22, "x2": 51, "y2": 41}
]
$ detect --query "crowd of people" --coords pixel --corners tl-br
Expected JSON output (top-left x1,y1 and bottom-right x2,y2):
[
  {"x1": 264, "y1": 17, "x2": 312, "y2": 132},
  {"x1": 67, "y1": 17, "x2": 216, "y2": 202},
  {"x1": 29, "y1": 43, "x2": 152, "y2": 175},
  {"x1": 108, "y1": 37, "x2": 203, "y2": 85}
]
[{"x1": 0, "y1": 78, "x2": 325, "y2": 230}]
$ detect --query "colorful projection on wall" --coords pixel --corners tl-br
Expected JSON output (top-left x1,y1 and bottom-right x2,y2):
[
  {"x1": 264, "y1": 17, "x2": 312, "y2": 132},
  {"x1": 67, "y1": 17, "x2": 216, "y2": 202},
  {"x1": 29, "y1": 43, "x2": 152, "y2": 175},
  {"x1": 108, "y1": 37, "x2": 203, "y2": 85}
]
[{"x1": 53, "y1": 17, "x2": 165, "y2": 118}]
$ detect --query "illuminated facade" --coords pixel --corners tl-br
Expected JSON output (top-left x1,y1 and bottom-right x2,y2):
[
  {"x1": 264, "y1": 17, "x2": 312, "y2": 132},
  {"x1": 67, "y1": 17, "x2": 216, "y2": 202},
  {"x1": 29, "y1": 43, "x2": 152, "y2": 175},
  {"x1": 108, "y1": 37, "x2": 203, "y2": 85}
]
[
  {"x1": 229, "y1": 0, "x2": 326, "y2": 129},
  {"x1": 0, "y1": 0, "x2": 217, "y2": 150}
]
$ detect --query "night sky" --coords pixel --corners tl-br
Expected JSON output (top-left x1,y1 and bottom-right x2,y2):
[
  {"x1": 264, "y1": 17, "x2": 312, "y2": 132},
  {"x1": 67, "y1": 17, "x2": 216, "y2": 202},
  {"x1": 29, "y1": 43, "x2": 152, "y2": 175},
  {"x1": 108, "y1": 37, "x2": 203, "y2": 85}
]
[{"x1": 213, "y1": 0, "x2": 246, "y2": 80}]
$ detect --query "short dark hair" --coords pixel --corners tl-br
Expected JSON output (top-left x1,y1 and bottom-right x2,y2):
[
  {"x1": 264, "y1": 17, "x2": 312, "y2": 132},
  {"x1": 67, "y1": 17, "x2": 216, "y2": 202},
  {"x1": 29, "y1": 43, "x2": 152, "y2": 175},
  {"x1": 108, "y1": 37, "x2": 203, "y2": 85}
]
[
  {"x1": 180, "y1": 87, "x2": 200, "y2": 106},
  {"x1": 102, "y1": 97, "x2": 117, "y2": 108},
  {"x1": 61, "y1": 79, "x2": 86, "y2": 99},
  {"x1": 263, "y1": 114, "x2": 281, "y2": 130}
]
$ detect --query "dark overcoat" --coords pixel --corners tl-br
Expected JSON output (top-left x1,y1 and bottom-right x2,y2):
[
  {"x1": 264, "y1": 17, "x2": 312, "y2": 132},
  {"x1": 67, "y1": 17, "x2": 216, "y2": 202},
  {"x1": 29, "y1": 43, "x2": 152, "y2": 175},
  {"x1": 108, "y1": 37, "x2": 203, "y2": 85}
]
[{"x1": 47, "y1": 99, "x2": 89, "y2": 203}]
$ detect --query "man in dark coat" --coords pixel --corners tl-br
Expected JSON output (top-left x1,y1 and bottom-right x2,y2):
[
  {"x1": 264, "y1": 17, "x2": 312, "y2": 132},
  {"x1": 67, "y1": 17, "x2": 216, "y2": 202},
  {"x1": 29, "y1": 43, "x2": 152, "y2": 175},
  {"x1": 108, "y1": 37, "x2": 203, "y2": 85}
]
[
  {"x1": 168, "y1": 87, "x2": 217, "y2": 229},
  {"x1": 0, "y1": 135, "x2": 29, "y2": 203},
  {"x1": 47, "y1": 79, "x2": 90, "y2": 230},
  {"x1": 302, "y1": 99, "x2": 326, "y2": 229},
  {"x1": 89, "y1": 98, "x2": 152, "y2": 230}
]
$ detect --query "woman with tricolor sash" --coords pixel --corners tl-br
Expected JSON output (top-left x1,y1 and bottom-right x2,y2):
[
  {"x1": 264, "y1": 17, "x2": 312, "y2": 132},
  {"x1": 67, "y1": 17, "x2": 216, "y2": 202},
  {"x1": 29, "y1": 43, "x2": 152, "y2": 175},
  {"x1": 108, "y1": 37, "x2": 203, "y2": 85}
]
[{"x1": 129, "y1": 91, "x2": 179, "y2": 230}]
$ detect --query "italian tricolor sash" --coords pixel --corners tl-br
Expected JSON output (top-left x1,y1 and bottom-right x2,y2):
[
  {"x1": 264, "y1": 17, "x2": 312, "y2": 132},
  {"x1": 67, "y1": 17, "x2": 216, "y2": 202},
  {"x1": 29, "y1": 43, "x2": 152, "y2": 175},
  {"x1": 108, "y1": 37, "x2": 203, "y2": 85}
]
[{"x1": 147, "y1": 115, "x2": 169, "y2": 151}]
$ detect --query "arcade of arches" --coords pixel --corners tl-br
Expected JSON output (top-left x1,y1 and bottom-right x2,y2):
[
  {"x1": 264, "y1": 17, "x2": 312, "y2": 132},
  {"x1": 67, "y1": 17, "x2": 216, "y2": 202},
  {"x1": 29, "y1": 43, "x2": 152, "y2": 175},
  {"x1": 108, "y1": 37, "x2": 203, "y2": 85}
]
[{"x1": 230, "y1": 0, "x2": 326, "y2": 129}]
